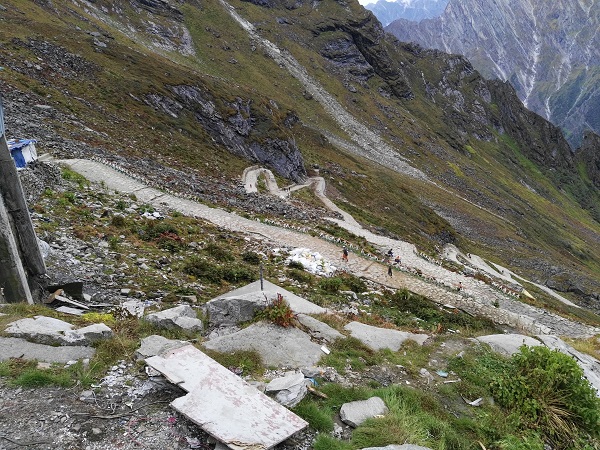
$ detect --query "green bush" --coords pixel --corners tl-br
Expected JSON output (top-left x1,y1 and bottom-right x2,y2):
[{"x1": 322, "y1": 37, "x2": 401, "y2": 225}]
[
  {"x1": 288, "y1": 260, "x2": 305, "y2": 270},
  {"x1": 341, "y1": 273, "x2": 367, "y2": 293},
  {"x1": 204, "y1": 243, "x2": 234, "y2": 262},
  {"x1": 319, "y1": 277, "x2": 343, "y2": 293},
  {"x1": 241, "y1": 251, "x2": 261, "y2": 265},
  {"x1": 491, "y1": 346, "x2": 600, "y2": 446},
  {"x1": 221, "y1": 264, "x2": 257, "y2": 283},
  {"x1": 182, "y1": 257, "x2": 222, "y2": 283},
  {"x1": 287, "y1": 268, "x2": 314, "y2": 284}
]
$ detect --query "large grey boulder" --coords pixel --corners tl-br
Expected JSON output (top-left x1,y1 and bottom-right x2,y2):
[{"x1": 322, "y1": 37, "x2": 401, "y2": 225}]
[
  {"x1": 340, "y1": 396, "x2": 388, "y2": 427},
  {"x1": 344, "y1": 321, "x2": 429, "y2": 351},
  {"x1": 203, "y1": 322, "x2": 323, "y2": 368},
  {"x1": 207, "y1": 296, "x2": 267, "y2": 327},
  {"x1": 5, "y1": 316, "x2": 112, "y2": 346},
  {"x1": 476, "y1": 334, "x2": 542, "y2": 356},
  {"x1": 206, "y1": 280, "x2": 326, "y2": 326},
  {"x1": 296, "y1": 314, "x2": 344, "y2": 343},
  {"x1": 144, "y1": 305, "x2": 203, "y2": 332}
]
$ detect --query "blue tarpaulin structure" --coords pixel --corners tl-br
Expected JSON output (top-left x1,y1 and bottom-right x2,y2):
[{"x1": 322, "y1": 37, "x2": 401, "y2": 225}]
[{"x1": 8, "y1": 139, "x2": 38, "y2": 169}]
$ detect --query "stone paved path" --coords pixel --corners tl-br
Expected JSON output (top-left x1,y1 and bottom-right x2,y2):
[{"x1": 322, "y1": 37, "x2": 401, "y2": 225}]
[{"x1": 62, "y1": 159, "x2": 599, "y2": 338}]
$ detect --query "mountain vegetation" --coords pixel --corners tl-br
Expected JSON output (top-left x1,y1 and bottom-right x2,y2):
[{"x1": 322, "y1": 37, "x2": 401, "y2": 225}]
[
  {"x1": 386, "y1": 0, "x2": 600, "y2": 149},
  {"x1": 0, "y1": 0, "x2": 599, "y2": 309}
]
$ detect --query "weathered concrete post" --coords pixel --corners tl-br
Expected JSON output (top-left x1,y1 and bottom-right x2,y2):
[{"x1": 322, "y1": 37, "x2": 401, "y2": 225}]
[
  {"x1": 0, "y1": 193, "x2": 34, "y2": 303},
  {"x1": 0, "y1": 96, "x2": 45, "y2": 303}
]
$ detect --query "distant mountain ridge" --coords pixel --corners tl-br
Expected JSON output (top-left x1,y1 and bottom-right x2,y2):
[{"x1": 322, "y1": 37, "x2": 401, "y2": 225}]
[
  {"x1": 386, "y1": 0, "x2": 600, "y2": 148},
  {"x1": 364, "y1": 0, "x2": 448, "y2": 26}
]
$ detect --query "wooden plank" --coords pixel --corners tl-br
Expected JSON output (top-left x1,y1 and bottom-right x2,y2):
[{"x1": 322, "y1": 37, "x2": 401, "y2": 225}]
[{"x1": 146, "y1": 345, "x2": 307, "y2": 449}]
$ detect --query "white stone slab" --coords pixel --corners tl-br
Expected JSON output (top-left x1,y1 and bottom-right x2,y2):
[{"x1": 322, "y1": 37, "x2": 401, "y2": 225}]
[
  {"x1": 146, "y1": 345, "x2": 308, "y2": 449},
  {"x1": 344, "y1": 321, "x2": 429, "y2": 351}
]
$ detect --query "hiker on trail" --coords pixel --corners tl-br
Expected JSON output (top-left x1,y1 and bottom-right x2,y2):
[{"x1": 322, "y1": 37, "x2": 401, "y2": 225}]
[
  {"x1": 342, "y1": 247, "x2": 349, "y2": 262},
  {"x1": 387, "y1": 248, "x2": 394, "y2": 257},
  {"x1": 457, "y1": 282, "x2": 463, "y2": 291},
  {"x1": 394, "y1": 255, "x2": 400, "y2": 265},
  {"x1": 388, "y1": 264, "x2": 393, "y2": 277}
]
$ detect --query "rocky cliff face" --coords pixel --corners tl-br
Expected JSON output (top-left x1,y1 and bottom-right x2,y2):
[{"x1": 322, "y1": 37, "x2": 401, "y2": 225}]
[
  {"x1": 365, "y1": 0, "x2": 448, "y2": 27},
  {"x1": 386, "y1": 0, "x2": 600, "y2": 149}
]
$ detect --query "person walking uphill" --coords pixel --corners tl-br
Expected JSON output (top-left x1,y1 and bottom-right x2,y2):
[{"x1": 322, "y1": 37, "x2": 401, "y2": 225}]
[
  {"x1": 342, "y1": 246, "x2": 349, "y2": 262},
  {"x1": 388, "y1": 264, "x2": 393, "y2": 277}
]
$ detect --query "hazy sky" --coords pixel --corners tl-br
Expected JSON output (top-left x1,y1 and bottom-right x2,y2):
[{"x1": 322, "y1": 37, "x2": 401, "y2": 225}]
[{"x1": 358, "y1": 0, "x2": 378, "y2": 4}]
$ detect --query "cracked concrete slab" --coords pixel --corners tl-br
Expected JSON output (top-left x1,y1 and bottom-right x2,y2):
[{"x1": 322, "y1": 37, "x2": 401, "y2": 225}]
[{"x1": 145, "y1": 344, "x2": 307, "y2": 449}]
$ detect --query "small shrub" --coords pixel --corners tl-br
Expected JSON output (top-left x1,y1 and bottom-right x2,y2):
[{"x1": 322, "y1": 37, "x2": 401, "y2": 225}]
[
  {"x1": 491, "y1": 345, "x2": 600, "y2": 446},
  {"x1": 110, "y1": 214, "x2": 127, "y2": 228},
  {"x1": 221, "y1": 264, "x2": 257, "y2": 283},
  {"x1": 61, "y1": 168, "x2": 88, "y2": 187},
  {"x1": 319, "y1": 277, "x2": 343, "y2": 293},
  {"x1": 182, "y1": 257, "x2": 222, "y2": 283},
  {"x1": 288, "y1": 260, "x2": 305, "y2": 270},
  {"x1": 340, "y1": 273, "x2": 367, "y2": 293},
  {"x1": 156, "y1": 231, "x2": 184, "y2": 252},
  {"x1": 115, "y1": 199, "x2": 127, "y2": 211},
  {"x1": 241, "y1": 251, "x2": 261, "y2": 265},
  {"x1": 256, "y1": 293, "x2": 296, "y2": 327},
  {"x1": 287, "y1": 268, "x2": 314, "y2": 284},
  {"x1": 204, "y1": 243, "x2": 234, "y2": 262}
]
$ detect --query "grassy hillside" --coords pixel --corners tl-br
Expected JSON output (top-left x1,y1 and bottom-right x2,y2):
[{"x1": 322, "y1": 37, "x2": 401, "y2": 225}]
[{"x1": 0, "y1": 0, "x2": 599, "y2": 304}]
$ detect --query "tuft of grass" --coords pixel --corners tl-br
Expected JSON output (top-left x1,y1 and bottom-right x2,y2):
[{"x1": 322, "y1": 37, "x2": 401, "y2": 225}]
[
  {"x1": 319, "y1": 337, "x2": 382, "y2": 373},
  {"x1": 292, "y1": 402, "x2": 334, "y2": 432},
  {"x1": 201, "y1": 348, "x2": 264, "y2": 377}
]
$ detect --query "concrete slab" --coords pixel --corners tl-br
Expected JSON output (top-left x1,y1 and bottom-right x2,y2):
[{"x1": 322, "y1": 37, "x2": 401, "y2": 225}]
[
  {"x1": 0, "y1": 336, "x2": 95, "y2": 363},
  {"x1": 146, "y1": 344, "x2": 308, "y2": 449},
  {"x1": 296, "y1": 314, "x2": 344, "y2": 343},
  {"x1": 476, "y1": 334, "x2": 543, "y2": 356},
  {"x1": 343, "y1": 321, "x2": 429, "y2": 351},
  {"x1": 202, "y1": 322, "x2": 323, "y2": 368}
]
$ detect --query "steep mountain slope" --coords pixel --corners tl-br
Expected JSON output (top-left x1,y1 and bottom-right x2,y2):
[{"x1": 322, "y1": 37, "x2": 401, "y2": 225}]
[
  {"x1": 386, "y1": 0, "x2": 600, "y2": 148},
  {"x1": 0, "y1": 0, "x2": 599, "y2": 306},
  {"x1": 364, "y1": 0, "x2": 448, "y2": 26}
]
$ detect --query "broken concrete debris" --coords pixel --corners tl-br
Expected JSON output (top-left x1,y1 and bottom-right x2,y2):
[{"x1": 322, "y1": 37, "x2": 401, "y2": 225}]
[
  {"x1": 143, "y1": 305, "x2": 203, "y2": 332},
  {"x1": 265, "y1": 372, "x2": 310, "y2": 407},
  {"x1": 340, "y1": 396, "x2": 388, "y2": 428},
  {"x1": 145, "y1": 344, "x2": 308, "y2": 450}
]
